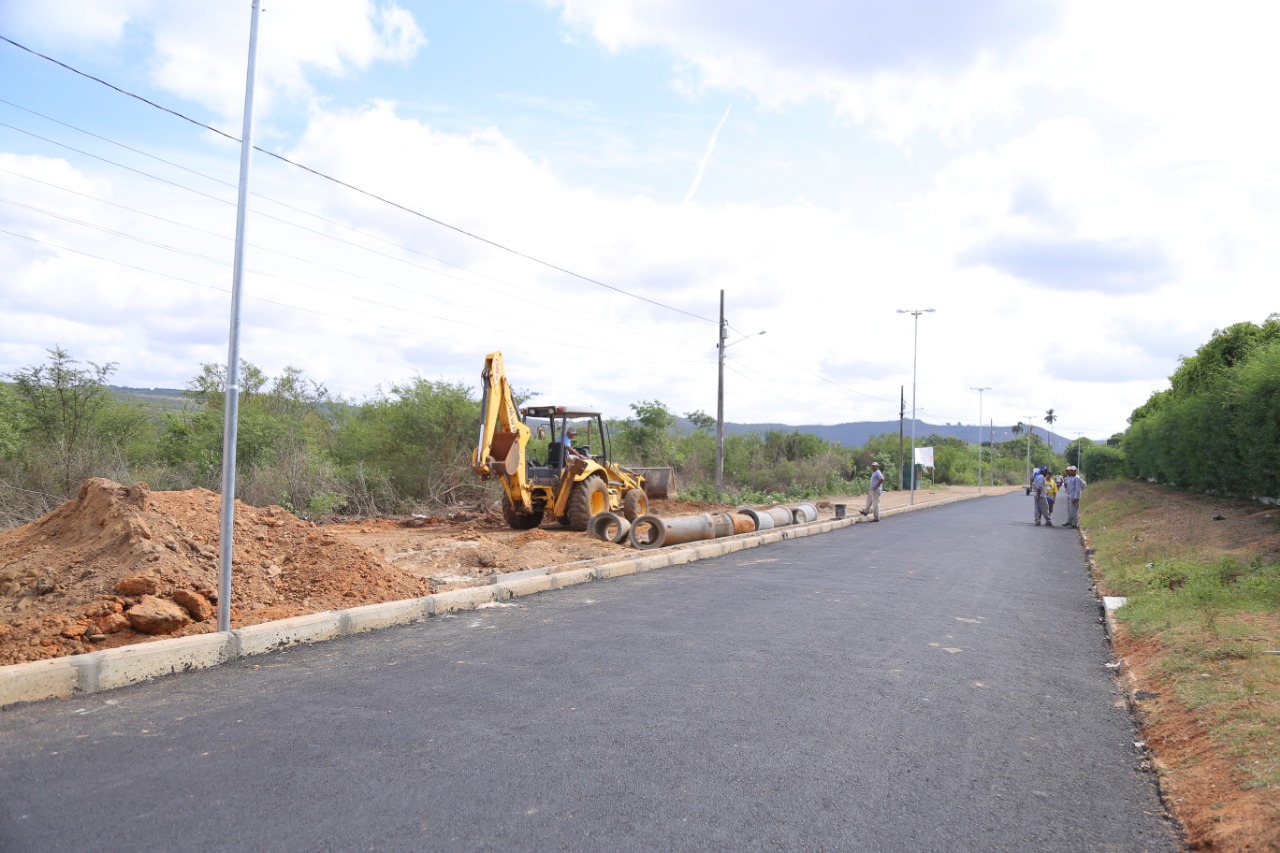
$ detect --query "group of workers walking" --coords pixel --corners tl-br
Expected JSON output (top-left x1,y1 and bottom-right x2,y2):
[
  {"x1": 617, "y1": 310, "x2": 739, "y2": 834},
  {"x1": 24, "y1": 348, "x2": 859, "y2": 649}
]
[
  {"x1": 1031, "y1": 464, "x2": 1086, "y2": 527},
  {"x1": 860, "y1": 458, "x2": 1090, "y2": 525},
  {"x1": 855, "y1": 459, "x2": 1086, "y2": 527}
]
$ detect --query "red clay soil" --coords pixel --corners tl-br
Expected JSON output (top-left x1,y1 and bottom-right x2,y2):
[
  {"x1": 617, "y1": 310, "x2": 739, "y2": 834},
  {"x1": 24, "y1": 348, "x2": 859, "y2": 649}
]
[
  {"x1": 1115, "y1": 629, "x2": 1280, "y2": 852},
  {"x1": 0, "y1": 479, "x2": 726, "y2": 666},
  {"x1": 0, "y1": 478, "x2": 433, "y2": 665},
  {"x1": 0, "y1": 479, "x2": 833, "y2": 666}
]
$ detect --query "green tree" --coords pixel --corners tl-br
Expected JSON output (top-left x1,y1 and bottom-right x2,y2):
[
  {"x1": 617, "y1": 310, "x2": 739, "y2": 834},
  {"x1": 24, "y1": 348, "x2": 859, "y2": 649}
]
[
  {"x1": 162, "y1": 362, "x2": 338, "y2": 506},
  {"x1": 332, "y1": 378, "x2": 481, "y2": 505},
  {"x1": 1167, "y1": 316, "x2": 1280, "y2": 400},
  {"x1": 1228, "y1": 342, "x2": 1280, "y2": 496},
  {"x1": 5, "y1": 346, "x2": 126, "y2": 493},
  {"x1": 0, "y1": 382, "x2": 20, "y2": 458},
  {"x1": 685, "y1": 409, "x2": 715, "y2": 432},
  {"x1": 763, "y1": 429, "x2": 827, "y2": 464},
  {"x1": 1077, "y1": 443, "x2": 1126, "y2": 481},
  {"x1": 618, "y1": 400, "x2": 676, "y2": 465}
]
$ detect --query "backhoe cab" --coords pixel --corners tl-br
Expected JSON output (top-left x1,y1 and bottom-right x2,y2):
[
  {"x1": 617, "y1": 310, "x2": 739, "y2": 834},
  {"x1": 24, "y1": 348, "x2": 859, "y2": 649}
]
[{"x1": 472, "y1": 352, "x2": 650, "y2": 531}]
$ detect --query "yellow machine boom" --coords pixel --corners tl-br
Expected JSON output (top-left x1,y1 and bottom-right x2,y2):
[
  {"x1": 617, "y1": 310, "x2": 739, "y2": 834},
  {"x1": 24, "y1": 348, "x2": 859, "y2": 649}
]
[{"x1": 471, "y1": 351, "x2": 652, "y2": 531}]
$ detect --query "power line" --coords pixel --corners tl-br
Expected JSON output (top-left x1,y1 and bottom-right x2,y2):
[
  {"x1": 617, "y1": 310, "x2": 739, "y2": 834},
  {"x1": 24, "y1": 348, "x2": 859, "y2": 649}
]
[
  {"x1": 0, "y1": 120, "x2": 706, "y2": 354},
  {"x1": 0, "y1": 225, "x2": 688, "y2": 361},
  {"x1": 0, "y1": 35, "x2": 715, "y2": 324},
  {"x1": 2, "y1": 37, "x2": 891, "y2": 417}
]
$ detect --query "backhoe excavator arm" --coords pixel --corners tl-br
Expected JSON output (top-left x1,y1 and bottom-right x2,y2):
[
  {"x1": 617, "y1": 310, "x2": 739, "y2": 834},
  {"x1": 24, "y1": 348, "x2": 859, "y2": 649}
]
[{"x1": 472, "y1": 351, "x2": 533, "y2": 512}]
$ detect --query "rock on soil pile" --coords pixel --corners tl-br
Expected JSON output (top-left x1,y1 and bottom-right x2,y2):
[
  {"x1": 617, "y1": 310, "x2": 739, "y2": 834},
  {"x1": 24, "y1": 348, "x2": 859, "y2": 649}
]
[{"x1": 0, "y1": 478, "x2": 432, "y2": 665}]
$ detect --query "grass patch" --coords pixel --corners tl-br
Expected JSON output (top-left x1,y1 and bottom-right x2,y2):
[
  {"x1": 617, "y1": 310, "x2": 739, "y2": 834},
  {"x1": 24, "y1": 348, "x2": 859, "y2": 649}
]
[{"x1": 1084, "y1": 481, "x2": 1280, "y2": 801}]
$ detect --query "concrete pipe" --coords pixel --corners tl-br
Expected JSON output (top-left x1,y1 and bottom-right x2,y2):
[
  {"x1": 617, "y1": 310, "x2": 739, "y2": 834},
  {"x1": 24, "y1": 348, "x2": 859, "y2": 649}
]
[
  {"x1": 722, "y1": 511, "x2": 756, "y2": 535},
  {"x1": 588, "y1": 511, "x2": 631, "y2": 544},
  {"x1": 737, "y1": 507, "x2": 770, "y2": 530},
  {"x1": 707, "y1": 511, "x2": 736, "y2": 538},
  {"x1": 762, "y1": 504, "x2": 796, "y2": 528},
  {"x1": 791, "y1": 502, "x2": 818, "y2": 524},
  {"x1": 629, "y1": 513, "x2": 719, "y2": 550}
]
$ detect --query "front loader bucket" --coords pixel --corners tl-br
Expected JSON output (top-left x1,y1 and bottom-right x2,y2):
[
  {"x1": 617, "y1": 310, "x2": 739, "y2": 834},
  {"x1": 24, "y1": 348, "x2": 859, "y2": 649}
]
[{"x1": 633, "y1": 467, "x2": 677, "y2": 500}]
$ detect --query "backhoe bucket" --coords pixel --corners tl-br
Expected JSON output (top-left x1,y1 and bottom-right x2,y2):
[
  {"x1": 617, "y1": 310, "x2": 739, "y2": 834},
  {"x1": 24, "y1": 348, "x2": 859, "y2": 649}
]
[{"x1": 633, "y1": 467, "x2": 677, "y2": 500}]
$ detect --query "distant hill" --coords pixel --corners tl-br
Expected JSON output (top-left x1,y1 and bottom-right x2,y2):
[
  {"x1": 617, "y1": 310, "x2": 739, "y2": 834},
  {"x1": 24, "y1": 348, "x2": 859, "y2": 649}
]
[
  {"x1": 712, "y1": 419, "x2": 1082, "y2": 453},
  {"x1": 109, "y1": 386, "x2": 189, "y2": 414}
]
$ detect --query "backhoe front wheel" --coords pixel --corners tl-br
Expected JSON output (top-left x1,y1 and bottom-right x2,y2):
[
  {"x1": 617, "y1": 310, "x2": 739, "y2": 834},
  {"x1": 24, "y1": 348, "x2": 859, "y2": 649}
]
[
  {"x1": 566, "y1": 476, "x2": 609, "y2": 531},
  {"x1": 622, "y1": 488, "x2": 648, "y2": 521}
]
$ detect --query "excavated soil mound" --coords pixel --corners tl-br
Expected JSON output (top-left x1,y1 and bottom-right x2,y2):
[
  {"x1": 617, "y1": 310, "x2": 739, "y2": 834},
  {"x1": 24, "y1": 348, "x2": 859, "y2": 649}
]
[{"x1": 0, "y1": 478, "x2": 432, "y2": 665}]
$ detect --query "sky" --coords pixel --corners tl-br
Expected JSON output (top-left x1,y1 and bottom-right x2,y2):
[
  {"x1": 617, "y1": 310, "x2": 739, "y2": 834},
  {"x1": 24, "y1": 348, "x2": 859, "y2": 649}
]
[{"x1": 2, "y1": 0, "x2": 1277, "y2": 443}]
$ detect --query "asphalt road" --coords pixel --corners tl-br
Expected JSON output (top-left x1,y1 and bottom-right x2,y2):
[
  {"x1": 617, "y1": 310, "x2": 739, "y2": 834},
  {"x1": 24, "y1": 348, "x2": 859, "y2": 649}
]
[{"x1": 0, "y1": 492, "x2": 1182, "y2": 852}]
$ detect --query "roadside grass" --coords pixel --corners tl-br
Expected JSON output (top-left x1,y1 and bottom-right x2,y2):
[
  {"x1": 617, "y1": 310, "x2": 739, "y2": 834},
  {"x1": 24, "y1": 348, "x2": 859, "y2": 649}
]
[{"x1": 1084, "y1": 481, "x2": 1280, "y2": 794}]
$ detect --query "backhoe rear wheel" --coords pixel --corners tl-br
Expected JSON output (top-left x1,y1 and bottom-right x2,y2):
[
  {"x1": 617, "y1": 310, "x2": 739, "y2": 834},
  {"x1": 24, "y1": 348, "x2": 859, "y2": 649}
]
[
  {"x1": 502, "y1": 494, "x2": 544, "y2": 530},
  {"x1": 566, "y1": 476, "x2": 609, "y2": 531}
]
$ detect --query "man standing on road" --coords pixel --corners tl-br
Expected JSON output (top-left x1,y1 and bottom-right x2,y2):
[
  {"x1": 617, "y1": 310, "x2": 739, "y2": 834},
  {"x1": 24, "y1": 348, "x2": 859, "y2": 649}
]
[
  {"x1": 860, "y1": 461, "x2": 884, "y2": 522},
  {"x1": 1032, "y1": 466, "x2": 1052, "y2": 526},
  {"x1": 1061, "y1": 465, "x2": 1087, "y2": 528}
]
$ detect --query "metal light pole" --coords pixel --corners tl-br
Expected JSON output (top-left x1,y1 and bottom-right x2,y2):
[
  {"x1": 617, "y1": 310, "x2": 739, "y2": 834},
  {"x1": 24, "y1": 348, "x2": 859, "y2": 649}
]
[
  {"x1": 971, "y1": 386, "x2": 990, "y2": 493},
  {"x1": 714, "y1": 289, "x2": 765, "y2": 495},
  {"x1": 217, "y1": 0, "x2": 263, "y2": 634},
  {"x1": 897, "y1": 308, "x2": 935, "y2": 505},
  {"x1": 1023, "y1": 414, "x2": 1036, "y2": 485},
  {"x1": 715, "y1": 291, "x2": 726, "y2": 494}
]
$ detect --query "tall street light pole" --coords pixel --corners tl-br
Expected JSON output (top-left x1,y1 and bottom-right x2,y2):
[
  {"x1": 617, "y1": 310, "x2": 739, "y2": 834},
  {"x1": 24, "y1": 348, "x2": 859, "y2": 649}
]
[
  {"x1": 897, "y1": 308, "x2": 935, "y2": 506},
  {"x1": 1023, "y1": 414, "x2": 1037, "y2": 485},
  {"x1": 715, "y1": 291, "x2": 727, "y2": 495},
  {"x1": 971, "y1": 386, "x2": 990, "y2": 493},
  {"x1": 715, "y1": 289, "x2": 765, "y2": 495},
  {"x1": 217, "y1": 0, "x2": 264, "y2": 634}
]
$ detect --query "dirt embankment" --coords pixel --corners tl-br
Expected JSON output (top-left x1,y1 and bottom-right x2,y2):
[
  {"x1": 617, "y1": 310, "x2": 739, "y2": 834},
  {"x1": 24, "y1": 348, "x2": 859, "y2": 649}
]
[
  {"x1": 0, "y1": 478, "x2": 746, "y2": 666},
  {"x1": 1085, "y1": 482, "x2": 1280, "y2": 852},
  {"x1": 0, "y1": 479, "x2": 438, "y2": 665}
]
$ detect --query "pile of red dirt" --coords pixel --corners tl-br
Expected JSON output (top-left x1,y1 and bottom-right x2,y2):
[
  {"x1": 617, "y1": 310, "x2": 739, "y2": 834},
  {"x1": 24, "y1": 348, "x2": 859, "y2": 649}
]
[{"x1": 0, "y1": 478, "x2": 432, "y2": 665}]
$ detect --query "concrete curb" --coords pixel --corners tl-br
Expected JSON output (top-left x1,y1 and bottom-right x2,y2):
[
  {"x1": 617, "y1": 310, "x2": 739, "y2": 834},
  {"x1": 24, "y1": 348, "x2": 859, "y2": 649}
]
[{"x1": 1, "y1": 492, "x2": 982, "y2": 708}]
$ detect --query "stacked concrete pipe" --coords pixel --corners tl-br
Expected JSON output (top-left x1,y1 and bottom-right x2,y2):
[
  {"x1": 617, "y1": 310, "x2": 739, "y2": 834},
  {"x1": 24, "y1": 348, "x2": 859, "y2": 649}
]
[
  {"x1": 629, "y1": 513, "x2": 723, "y2": 550},
  {"x1": 629, "y1": 503, "x2": 824, "y2": 550},
  {"x1": 587, "y1": 511, "x2": 632, "y2": 544},
  {"x1": 792, "y1": 502, "x2": 818, "y2": 524},
  {"x1": 736, "y1": 504, "x2": 795, "y2": 531}
]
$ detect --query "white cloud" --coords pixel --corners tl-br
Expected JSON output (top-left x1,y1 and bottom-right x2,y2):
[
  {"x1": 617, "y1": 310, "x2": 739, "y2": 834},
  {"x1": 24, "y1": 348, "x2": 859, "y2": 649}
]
[
  {"x1": 2, "y1": 1, "x2": 426, "y2": 121},
  {"x1": 545, "y1": 0, "x2": 1059, "y2": 140},
  {"x1": 5, "y1": 0, "x2": 1278, "y2": 441},
  {"x1": 0, "y1": 0, "x2": 157, "y2": 46}
]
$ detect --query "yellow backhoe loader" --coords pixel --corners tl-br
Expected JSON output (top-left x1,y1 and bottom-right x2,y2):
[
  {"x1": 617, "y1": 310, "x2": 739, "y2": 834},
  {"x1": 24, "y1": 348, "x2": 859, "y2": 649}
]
[{"x1": 471, "y1": 351, "x2": 655, "y2": 531}]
